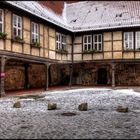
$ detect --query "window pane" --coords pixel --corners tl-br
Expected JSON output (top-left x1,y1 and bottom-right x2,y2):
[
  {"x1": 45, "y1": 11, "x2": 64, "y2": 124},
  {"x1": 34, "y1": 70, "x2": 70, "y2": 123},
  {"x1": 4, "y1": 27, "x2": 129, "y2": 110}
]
[
  {"x1": 31, "y1": 23, "x2": 34, "y2": 32},
  {"x1": 36, "y1": 24, "x2": 38, "y2": 34},
  {"x1": 56, "y1": 34, "x2": 58, "y2": 41},
  {"x1": 84, "y1": 44, "x2": 87, "y2": 50},
  {"x1": 13, "y1": 28, "x2": 17, "y2": 36},
  {"x1": 99, "y1": 44, "x2": 102, "y2": 51},
  {"x1": 88, "y1": 44, "x2": 91, "y2": 50},
  {"x1": 95, "y1": 35, "x2": 97, "y2": 42},
  {"x1": 0, "y1": 10, "x2": 2, "y2": 22},
  {"x1": 18, "y1": 29, "x2": 21, "y2": 37},
  {"x1": 99, "y1": 35, "x2": 101, "y2": 42},
  {"x1": 84, "y1": 36, "x2": 87, "y2": 43},
  {"x1": 88, "y1": 36, "x2": 91, "y2": 42},
  {"x1": 94, "y1": 44, "x2": 97, "y2": 50},
  {"x1": 0, "y1": 24, "x2": 2, "y2": 32},
  {"x1": 136, "y1": 32, "x2": 140, "y2": 49},
  {"x1": 124, "y1": 32, "x2": 133, "y2": 49}
]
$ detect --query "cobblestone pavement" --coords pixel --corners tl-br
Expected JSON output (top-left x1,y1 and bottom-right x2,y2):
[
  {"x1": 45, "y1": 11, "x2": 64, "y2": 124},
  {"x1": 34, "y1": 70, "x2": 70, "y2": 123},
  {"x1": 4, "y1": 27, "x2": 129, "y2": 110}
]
[{"x1": 0, "y1": 88, "x2": 140, "y2": 139}]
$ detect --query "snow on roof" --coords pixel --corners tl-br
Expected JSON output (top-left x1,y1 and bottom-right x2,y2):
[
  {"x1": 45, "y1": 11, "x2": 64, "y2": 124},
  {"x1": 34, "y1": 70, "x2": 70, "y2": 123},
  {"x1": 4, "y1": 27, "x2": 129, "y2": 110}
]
[
  {"x1": 66, "y1": 1, "x2": 140, "y2": 31},
  {"x1": 4, "y1": 1, "x2": 140, "y2": 32},
  {"x1": 4, "y1": 1, "x2": 73, "y2": 31}
]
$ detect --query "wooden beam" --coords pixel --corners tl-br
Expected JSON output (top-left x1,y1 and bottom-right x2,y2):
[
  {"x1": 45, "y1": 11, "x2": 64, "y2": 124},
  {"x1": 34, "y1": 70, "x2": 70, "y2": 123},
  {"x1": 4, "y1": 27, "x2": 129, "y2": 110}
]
[{"x1": 0, "y1": 56, "x2": 6, "y2": 97}]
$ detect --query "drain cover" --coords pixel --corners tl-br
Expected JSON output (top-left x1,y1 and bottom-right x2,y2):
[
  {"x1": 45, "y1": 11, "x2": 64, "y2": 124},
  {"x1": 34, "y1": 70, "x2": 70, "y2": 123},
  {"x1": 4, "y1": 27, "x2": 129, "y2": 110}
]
[{"x1": 61, "y1": 112, "x2": 77, "y2": 116}]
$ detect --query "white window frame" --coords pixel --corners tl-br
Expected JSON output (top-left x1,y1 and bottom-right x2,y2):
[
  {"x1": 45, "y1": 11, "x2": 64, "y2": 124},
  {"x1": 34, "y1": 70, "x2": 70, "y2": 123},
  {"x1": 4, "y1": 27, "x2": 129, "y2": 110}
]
[
  {"x1": 93, "y1": 34, "x2": 102, "y2": 51},
  {"x1": 31, "y1": 22, "x2": 39, "y2": 43},
  {"x1": 56, "y1": 32, "x2": 61, "y2": 50},
  {"x1": 83, "y1": 35, "x2": 92, "y2": 51},
  {"x1": 62, "y1": 34, "x2": 67, "y2": 51},
  {"x1": 56, "y1": 32, "x2": 67, "y2": 51},
  {"x1": 124, "y1": 32, "x2": 133, "y2": 50},
  {"x1": 0, "y1": 9, "x2": 4, "y2": 33},
  {"x1": 135, "y1": 31, "x2": 140, "y2": 50},
  {"x1": 13, "y1": 14, "x2": 22, "y2": 38}
]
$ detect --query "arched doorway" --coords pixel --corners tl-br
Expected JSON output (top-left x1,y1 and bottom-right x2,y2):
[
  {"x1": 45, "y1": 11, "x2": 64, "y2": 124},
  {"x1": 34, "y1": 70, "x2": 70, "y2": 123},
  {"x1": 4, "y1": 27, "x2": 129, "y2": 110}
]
[{"x1": 97, "y1": 68, "x2": 107, "y2": 85}]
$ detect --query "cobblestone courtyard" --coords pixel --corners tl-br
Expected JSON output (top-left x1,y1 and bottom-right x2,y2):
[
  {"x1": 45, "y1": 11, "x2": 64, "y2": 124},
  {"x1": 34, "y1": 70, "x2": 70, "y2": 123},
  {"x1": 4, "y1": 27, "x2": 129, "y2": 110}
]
[{"x1": 0, "y1": 88, "x2": 140, "y2": 139}]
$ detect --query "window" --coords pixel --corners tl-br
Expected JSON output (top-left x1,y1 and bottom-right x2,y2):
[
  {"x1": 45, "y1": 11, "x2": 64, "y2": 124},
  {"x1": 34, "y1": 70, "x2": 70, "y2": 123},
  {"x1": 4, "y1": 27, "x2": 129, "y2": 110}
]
[
  {"x1": 93, "y1": 34, "x2": 102, "y2": 51},
  {"x1": 83, "y1": 35, "x2": 92, "y2": 51},
  {"x1": 56, "y1": 32, "x2": 61, "y2": 50},
  {"x1": 124, "y1": 32, "x2": 133, "y2": 50},
  {"x1": 0, "y1": 9, "x2": 3, "y2": 33},
  {"x1": 62, "y1": 34, "x2": 66, "y2": 51},
  {"x1": 136, "y1": 32, "x2": 140, "y2": 50},
  {"x1": 31, "y1": 22, "x2": 39, "y2": 43},
  {"x1": 13, "y1": 14, "x2": 22, "y2": 38},
  {"x1": 56, "y1": 32, "x2": 67, "y2": 52}
]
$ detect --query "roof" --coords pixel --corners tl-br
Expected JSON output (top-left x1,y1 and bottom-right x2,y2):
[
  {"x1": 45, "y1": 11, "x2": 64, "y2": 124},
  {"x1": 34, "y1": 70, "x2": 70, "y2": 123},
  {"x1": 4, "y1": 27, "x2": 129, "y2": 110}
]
[
  {"x1": 66, "y1": 1, "x2": 140, "y2": 31},
  {"x1": 3, "y1": 1, "x2": 140, "y2": 32},
  {"x1": 4, "y1": 1, "x2": 72, "y2": 31}
]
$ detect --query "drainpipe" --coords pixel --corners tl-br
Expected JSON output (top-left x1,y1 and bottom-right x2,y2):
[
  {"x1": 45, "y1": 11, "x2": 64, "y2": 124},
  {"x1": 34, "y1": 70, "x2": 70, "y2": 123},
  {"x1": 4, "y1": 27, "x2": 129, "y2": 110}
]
[{"x1": 69, "y1": 32, "x2": 75, "y2": 87}]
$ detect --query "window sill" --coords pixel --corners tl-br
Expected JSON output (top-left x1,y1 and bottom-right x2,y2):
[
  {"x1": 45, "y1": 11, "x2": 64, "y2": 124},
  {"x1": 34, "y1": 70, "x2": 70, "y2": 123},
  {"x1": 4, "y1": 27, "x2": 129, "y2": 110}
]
[
  {"x1": 83, "y1": 50, "x2": 103, "y2": 54},
  {"x1": 56, "y1": 50, "x2": 68, "y2": 54},
  {"x1": 11, "y1": 39, "x2": 24, "y2": 44},
  {"x1": 0, "y1": 37, "x2": 6, "y2": 40},
  {"x1": 135, "y1": 49, "x2": 140, "y2": 52},
  {"x1": 30, "y1": 44, "x2": 41, "y2": 48},
  {"x1": 93, "y1": 51, "x2": 103, "y2": 53},
  {"x1": 123, "y1": 49, "x2": 134, "y2": 52}
]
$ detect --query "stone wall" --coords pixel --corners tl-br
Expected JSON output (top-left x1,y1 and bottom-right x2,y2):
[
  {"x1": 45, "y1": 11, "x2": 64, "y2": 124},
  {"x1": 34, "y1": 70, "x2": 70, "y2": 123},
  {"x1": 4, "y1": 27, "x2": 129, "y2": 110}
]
[
  {"x1": 115, "y1": 64, "x2": 140, "y2": 86},
  {"x1": 28, "y1": 64, "x2": 46, "y2": 88},
  {"x1": 72, "y1": 63, "x2": 111, "y2": 86},
  {"x1": 5, "y1": 66, "x2": 25, "y2": 90},
  {"x1": 49, "y1": 64, "x2": 70, "y2": 86},
  {"x1": 5, "y1": 63, "x2": 46, "y2": 90}
]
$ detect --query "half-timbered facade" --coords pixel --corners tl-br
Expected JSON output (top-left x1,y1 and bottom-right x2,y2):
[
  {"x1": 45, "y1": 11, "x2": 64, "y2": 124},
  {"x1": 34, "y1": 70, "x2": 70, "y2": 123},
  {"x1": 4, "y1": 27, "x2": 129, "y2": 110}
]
[{"x1": 0, "y1": 1, "x2": 140, "y2": 96}]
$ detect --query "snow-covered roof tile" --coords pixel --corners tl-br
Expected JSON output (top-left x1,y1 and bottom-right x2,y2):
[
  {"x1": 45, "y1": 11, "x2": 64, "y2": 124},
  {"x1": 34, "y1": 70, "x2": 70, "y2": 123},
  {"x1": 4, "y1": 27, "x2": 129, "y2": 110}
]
[
  {"x1": 4, "y1": 1, "x2": 73, "y2": 31},
  {"x1": 66, "y1": 1, "x2": 140, "y2": 31}
]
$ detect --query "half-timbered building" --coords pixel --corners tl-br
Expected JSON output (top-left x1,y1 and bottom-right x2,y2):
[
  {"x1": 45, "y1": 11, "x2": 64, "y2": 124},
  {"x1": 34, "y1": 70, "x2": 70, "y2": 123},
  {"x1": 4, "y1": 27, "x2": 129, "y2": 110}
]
[{"x1": 0, "y1": 1, "x2": 140, "y2": 96}]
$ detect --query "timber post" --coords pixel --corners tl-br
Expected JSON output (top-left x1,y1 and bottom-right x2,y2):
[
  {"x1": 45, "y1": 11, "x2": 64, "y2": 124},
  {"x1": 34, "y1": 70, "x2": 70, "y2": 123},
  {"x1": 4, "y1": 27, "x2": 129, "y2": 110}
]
[
  {"x1": 24, "y1": 63, "x2": 29, "y2": 89},
  {"x1": 45, "y1": 63, "x2": 51, "y2": 91},
  {"x1": 0, "y1": 56, "x2": 7, "y2": 97},
  {"x1": 69, "y1": 63, "x2": 73, "y2": 87},
  {"x1": 111, "y1": 63, "x2": 115, "y2": 88}
]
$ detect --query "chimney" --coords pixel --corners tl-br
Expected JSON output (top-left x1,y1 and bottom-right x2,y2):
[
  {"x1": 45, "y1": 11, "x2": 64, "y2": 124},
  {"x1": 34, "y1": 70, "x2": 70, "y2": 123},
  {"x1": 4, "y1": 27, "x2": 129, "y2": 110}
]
[{"x1": 38, "y1": 1, "x2": 65, "y2": 15}]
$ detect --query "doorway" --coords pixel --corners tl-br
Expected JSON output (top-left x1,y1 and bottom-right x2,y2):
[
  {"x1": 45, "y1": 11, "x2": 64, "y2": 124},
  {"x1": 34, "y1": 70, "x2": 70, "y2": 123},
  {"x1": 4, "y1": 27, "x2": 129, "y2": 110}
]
[{"x1": 97, "y1": 68, "x2": 107, "y2": 85}]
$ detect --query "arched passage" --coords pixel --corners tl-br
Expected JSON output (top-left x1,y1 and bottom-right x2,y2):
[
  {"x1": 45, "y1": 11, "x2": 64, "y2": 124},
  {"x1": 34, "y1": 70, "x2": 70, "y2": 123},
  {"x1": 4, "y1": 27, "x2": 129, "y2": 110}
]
[{"x1": 97, "y1": 68, "x2": 108, "y2": 85}]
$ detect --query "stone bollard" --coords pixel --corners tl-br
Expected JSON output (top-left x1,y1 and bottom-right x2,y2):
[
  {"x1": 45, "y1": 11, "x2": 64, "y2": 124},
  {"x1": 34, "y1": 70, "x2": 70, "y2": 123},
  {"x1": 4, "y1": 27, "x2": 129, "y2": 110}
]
[
  {"x1": 116, "y1": 106, "x2": 128, "y2": 113},
  {"x1": 13, "y1": 101, "x2": 21, "y2": 108},
  {"x1": 48, "y1": 102, "x2": 57, "y2": 110},
  {"x1": 78, "y1": 103, "x2": 88, "y2": 111}
]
